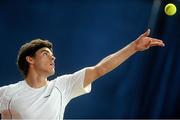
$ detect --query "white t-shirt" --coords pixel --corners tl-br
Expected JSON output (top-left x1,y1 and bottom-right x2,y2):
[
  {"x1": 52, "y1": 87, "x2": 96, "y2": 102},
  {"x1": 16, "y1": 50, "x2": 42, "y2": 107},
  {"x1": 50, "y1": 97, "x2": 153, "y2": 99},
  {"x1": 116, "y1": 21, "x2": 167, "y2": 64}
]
[{"x1": 0, "y1": 68, "x2": 91, "y2": 119}]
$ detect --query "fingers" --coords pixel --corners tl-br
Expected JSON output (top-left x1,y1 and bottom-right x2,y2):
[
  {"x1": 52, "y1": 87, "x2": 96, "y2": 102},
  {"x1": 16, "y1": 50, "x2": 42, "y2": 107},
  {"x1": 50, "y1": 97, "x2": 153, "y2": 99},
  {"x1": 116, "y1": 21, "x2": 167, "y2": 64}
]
[
  {"x1": 140, "y1": 29, "x2": 150, "y2": 38},
  {"x1": 145, "y1": 37, "x2": 165, "y2": 47},
  {"x1": 150, "y1": 38, "x2": 163, "y2": 42},
  {"x1": 150, "y1": 41, "x2": 165, "y2": 47}
]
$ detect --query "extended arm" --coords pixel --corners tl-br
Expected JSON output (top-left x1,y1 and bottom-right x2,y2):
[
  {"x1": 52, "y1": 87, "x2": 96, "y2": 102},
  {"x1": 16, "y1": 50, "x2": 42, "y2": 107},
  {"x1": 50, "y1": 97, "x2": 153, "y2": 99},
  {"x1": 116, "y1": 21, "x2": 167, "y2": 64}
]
[{"x1": 84, "y1": 29, "x2": 165, "y2": 87}]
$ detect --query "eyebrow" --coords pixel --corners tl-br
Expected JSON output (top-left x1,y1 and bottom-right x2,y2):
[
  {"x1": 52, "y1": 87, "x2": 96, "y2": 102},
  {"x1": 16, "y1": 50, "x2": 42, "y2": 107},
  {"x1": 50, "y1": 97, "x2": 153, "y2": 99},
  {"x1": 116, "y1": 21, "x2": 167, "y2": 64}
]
[{"x1": 40, "y1": 49, "x2": 53, "y2": 55}]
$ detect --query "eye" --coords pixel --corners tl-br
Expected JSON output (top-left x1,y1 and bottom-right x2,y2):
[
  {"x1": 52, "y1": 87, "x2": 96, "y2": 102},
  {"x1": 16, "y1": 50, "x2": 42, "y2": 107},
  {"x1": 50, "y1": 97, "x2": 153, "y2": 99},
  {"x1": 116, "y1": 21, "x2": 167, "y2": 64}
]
[{"x1": 43, "y1": 52, "x2": 48, "y2": 55}]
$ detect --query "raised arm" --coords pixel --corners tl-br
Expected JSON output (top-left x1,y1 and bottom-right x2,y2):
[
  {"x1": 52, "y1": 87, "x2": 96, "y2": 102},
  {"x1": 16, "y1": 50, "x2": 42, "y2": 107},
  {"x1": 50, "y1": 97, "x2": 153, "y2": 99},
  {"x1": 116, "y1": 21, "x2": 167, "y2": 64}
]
[{"x1": 83, "y1": 29, "x2": 165, "y2": 87}]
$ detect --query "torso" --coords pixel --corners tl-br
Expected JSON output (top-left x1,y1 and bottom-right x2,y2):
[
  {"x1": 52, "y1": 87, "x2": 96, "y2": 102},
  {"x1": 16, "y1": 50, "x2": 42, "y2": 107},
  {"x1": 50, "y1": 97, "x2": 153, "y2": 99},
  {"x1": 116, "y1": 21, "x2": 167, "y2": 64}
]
[{"x1": 2, "y1": 80, "x2": 64, "y2": 119}]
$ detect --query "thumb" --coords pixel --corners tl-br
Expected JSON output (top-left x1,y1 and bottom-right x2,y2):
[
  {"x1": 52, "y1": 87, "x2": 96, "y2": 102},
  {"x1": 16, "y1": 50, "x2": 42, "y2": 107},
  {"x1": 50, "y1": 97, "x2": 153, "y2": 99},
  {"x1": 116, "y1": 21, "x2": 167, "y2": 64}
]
[{"x1": 140, "y1": 29, "x2": 150, "y2": 38}]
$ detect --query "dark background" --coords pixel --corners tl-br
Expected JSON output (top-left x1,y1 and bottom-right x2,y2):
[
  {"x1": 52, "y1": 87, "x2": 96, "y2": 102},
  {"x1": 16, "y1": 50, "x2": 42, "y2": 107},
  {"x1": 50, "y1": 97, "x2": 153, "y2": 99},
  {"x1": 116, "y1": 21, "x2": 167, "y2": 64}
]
[{"x1": 0, "y1": 0, "x2": 180, "y2": 119}]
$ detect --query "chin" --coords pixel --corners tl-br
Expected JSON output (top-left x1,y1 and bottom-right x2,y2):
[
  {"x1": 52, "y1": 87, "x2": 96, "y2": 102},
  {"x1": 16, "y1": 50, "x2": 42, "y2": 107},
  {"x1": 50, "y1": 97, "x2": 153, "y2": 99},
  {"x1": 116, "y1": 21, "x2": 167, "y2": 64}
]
[
  {"x1": 50, "y1": 70, "x2": 55, "y2": 75},
  {"x1": 47, "y1": 70, "x2": 55, "y2": 77}
]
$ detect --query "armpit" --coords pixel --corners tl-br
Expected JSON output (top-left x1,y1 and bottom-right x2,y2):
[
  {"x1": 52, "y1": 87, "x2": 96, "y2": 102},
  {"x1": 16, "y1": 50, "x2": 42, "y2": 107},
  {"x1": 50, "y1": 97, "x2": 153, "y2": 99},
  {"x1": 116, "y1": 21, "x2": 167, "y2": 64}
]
[{"x1": 1, "y1": 110, "x2": 11, "y2": 119}]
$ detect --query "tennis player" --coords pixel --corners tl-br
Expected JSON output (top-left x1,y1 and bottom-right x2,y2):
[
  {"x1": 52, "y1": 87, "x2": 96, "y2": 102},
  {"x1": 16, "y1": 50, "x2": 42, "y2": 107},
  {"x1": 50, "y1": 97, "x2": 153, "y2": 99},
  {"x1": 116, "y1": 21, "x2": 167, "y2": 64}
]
[{"x1": 0, "y1": 29, "x2": 165, "y2": 119}]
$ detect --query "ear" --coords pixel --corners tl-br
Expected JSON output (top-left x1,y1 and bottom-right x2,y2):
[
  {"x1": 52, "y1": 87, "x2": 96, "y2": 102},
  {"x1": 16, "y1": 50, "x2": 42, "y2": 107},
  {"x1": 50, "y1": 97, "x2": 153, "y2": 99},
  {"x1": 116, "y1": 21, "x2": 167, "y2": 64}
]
[{"x1": 26, "y1": 56, "x2": 34, "y2": 65}]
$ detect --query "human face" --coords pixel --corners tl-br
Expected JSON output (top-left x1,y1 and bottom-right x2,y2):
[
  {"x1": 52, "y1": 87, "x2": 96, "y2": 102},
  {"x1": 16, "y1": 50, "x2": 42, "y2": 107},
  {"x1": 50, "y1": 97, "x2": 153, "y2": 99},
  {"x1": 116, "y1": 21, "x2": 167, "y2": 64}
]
[{"x1": 31, "y1": 47, "x2": 56, "y2": 77}]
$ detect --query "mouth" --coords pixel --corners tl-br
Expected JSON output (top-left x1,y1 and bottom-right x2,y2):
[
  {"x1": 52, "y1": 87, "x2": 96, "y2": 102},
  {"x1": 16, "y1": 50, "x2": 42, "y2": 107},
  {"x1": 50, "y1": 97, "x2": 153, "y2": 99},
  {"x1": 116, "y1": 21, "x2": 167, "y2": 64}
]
[{"x1": 50, "y1": 63, "x2": 55, "y2": 68}]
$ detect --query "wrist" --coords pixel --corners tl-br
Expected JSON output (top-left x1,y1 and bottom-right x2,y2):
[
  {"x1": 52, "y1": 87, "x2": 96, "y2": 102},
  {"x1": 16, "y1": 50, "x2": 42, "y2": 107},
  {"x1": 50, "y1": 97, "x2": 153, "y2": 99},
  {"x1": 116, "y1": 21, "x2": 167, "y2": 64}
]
[{"x1": 129, "y1": 40, "x2": 139, "y2": 52}]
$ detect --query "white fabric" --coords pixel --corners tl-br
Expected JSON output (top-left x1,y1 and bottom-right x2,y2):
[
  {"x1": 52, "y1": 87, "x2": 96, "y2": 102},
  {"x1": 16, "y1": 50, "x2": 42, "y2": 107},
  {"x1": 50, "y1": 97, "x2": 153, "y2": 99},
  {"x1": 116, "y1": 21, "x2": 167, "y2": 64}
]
[{"x1": 0, "y1": 68, "x2": 91, "y2": 119}]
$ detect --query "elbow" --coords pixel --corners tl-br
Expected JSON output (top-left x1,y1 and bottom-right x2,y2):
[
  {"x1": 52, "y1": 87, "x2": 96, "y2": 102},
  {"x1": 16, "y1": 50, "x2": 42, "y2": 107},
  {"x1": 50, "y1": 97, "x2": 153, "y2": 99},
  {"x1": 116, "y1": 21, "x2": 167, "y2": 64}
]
[{"x1": 94, "y1": 65, "x2": 107, "y2": 78}]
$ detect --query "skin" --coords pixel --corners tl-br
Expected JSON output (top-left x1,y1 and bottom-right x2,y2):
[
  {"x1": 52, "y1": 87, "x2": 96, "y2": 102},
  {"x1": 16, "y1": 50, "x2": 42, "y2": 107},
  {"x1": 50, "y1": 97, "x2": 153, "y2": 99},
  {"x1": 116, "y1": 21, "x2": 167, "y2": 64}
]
[
  {"x1": 1, "y1": 49, "x2": 56, "y2": 118},
  {"x1": 25, "y1": 29, "x2": 165, "y2": 88},
  {"x1": 25, "y1": 47, "x2": 55, "y2": 88},
  {"x1": 84, "y1": 29, "x2": 165, "y2": 87},
  {"x1": 1, "y1": 29, "x2": 165, "y2": 119}
]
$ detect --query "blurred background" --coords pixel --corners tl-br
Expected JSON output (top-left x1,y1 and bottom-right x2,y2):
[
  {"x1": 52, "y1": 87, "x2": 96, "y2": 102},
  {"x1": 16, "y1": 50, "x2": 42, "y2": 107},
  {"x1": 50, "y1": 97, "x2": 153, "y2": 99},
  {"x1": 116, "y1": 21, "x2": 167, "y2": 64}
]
[{"x1": 0, "y1": 0, "x2": 180, "y2": 119}]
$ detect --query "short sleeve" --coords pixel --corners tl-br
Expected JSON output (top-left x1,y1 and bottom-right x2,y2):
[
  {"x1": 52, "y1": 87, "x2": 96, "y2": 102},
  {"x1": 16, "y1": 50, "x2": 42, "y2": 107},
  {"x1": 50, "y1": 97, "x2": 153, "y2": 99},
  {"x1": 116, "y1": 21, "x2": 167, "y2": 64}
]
[
  {"x1": 54, "y1": 68, "x2": 91, "y2": 103},
  {"x1": 0, "y1": 86, "x2": 8, "y2": 113}
]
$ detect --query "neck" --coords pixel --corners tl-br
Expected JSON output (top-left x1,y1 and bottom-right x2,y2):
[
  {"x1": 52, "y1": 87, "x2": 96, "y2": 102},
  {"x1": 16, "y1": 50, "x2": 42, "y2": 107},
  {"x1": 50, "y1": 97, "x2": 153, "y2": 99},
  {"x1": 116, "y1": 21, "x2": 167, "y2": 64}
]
[{"x1": 25, "y1": 70, "x2": 49, "y2": 88}]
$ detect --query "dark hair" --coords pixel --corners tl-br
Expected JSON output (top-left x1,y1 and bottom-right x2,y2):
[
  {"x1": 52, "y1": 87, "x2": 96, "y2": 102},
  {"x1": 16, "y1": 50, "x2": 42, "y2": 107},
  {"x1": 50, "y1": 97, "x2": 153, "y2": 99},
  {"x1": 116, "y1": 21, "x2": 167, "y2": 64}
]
[{"x1": 17, "y1": 39, "x2": 53, "y2": 77}]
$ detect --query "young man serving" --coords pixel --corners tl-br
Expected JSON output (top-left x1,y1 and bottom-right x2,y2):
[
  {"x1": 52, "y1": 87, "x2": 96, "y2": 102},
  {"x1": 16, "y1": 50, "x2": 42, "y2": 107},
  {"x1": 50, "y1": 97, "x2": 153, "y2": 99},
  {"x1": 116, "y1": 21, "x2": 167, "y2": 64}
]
[{"x1": 0, "y1": 29, "x2": 165, "y2": 119}]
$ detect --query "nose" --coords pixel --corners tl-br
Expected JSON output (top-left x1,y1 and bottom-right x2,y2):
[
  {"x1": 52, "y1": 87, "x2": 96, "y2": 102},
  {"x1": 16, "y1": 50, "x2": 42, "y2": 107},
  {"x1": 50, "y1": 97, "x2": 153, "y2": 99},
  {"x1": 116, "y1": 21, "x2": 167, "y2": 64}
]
[
  {"x1": 52, "y1": 56, "x2": 56, "y2": 60},
  {"x1": 51, "y1": 55, "x2": 56, "y2": 61}
]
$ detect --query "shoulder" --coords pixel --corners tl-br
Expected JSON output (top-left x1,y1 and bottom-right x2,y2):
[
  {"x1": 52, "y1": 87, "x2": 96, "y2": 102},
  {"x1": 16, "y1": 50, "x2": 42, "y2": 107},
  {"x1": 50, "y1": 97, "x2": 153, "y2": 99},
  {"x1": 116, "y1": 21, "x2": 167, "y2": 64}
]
[
  {"x1": 54, "y1": 68, "x2": 87, "y2": 82},
  {"x1": 52, "y1": 68, "x2": 87, "y2": 89},
  {"x1": 1, "y1": 81, "x2": 24, "y2": 97}
]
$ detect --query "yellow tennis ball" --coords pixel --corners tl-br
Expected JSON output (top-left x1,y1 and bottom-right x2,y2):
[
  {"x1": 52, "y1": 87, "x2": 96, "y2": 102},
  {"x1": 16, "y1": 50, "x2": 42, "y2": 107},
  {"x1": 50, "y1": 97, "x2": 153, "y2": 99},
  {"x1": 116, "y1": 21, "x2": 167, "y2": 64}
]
[{"x1": 164, "y1": 3, "x2": 177, "y2": 16}]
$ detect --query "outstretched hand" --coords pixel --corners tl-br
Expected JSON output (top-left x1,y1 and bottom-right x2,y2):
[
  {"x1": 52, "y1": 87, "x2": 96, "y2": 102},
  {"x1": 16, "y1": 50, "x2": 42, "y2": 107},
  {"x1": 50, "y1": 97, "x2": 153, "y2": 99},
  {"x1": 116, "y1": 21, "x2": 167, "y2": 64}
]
[{"x1": 133, "y1": 29, "x2": 165, "y2": 51}]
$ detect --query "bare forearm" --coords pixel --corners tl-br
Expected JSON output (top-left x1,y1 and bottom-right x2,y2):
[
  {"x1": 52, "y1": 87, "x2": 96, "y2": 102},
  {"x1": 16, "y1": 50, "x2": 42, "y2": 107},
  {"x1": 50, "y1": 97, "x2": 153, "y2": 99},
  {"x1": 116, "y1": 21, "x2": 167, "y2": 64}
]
[
  {"x1": 84, "y1": 29, "x2": 164, "y2": 87},
  {"x1": 95, "y1": 41, "x2": 137, "y2": 76}
]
